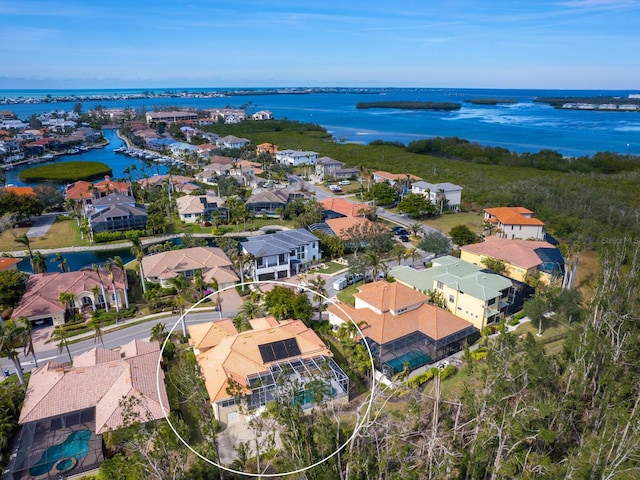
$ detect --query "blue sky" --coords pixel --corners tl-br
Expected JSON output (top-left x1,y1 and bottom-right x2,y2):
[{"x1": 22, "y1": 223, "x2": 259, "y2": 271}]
[{"x1": 0, "y1": 0, "x2": 639, "y2": 89}]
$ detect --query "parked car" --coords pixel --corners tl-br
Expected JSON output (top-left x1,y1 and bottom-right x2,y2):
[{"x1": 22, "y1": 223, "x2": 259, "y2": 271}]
[
  {"x1": 393, "y1": 227, "x2": 409, "y2": 236},
  {"x1": 339, "y1": 180, "x2": 350, "y2": 185},
  {"x1": 399, "y1": 235, "x2": 410, "y2": 242},
  {"x1": 329, "y1": 184, "x2": 342, "y2": 192},
  {"x1": 347, "y1": 273, "x2": 363, "y2": 285}
]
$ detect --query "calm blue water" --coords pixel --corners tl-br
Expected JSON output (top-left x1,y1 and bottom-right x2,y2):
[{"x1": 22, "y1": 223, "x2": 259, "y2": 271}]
[
  {"x1": 18, "y1": 248, "x2": 135, "y2": 274},
  {"x1": 4, "y1": 129, "x2": 169, "y2": 187},
  {"x1": 3, "y1": 88, "x2": 640, "y2": 156}
]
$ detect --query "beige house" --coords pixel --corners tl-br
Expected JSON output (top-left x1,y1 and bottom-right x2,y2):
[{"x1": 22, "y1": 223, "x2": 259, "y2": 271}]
[
  {"x1": 460, "y1": 236, "x2": 563, "y2": 284},
  {"x1": 189, "y1": 317, "x2": 349, "y2": 426},
  {"x1": 141, "y1": 246, "x2": 238, "y2": 288},
  {"x1": 175, "y1": 193, "x2": 225, "y2": 223},
  {"x1": 12, "y1": 269, "x2": 127, "y2": 327},
  {"x1": 484, "y1": 206, "x2": 546, "y2": 240},
  {"x1": 327, "y1": 281, "x2": 478, "y2": 376}
]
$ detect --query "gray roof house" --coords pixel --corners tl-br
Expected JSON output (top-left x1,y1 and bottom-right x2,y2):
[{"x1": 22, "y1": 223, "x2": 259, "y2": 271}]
[
  {"x1": 244, "y1": 190, "x2": 307, "y2": 215},
  {"x1": 87, "y1": 193, "x2": 148, "y2": 233},
  {"x1": 242, "y1": 228, "x2": 321, "y2": 281},
  {"x1": 411, "y1": 181, "x2": 463, "y2": 211}
]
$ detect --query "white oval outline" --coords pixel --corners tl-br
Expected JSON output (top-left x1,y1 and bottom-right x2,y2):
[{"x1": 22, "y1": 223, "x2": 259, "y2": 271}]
[{"x1": 156, "y1": 279, "x2": 377, "y2": 477}]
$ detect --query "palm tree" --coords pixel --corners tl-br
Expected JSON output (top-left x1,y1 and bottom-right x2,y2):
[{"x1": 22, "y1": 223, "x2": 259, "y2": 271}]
[
  {"x1": 409, "y1": 247, "x2": 422, "y2": 268},
  {"x1": 130, "y1": 235, "x2": 147, "y2": 293},
  {"x1": 50, "y1": 326, "x2": 73, "y2": 364},
  {"x1": 390, "y1": 244, "x2": 409, "y2": 267},
  {"x1": 58, "y1": 291, "x2": 76, "y2": 322},
  {"x1": 51, "y1": 252, "x2": 68, "y2": 273},
  {"x1": 436, "y1": 189, "x2": 447, "y2": 215},
  {"x1": 308, "y1": 275, "x2": 328, "y2": 321},
  {"x1": 88, "y1": 317, "x2": 104, "y2": 347},
  {"x1": 17, "y1": 316, "x2": 38, "y2": 368},
  {"x1": 105, "y1": 261, "x2": 120, "y2": 312},
  {"x1": 150, "y1": 322, "x2": 168, "y2": 344},
  {"x1": 336, "y1": 320, "x2": 369, "y2": 342},
  {"x1": 112, "y1": 256, "x2": 129, "y2": 308},
  {"x1": 31, "y1": 251, "x2": 48, "y2": 274},
  {"x1": 234, "y1": 301, "x2": 264, "y2": 331},
  {"x1": 409, "y1": 222, "x2": 423, "y2": 238},
  {"x1": 13, "y1": 233, "x2": 33, "y2": 266},
  {"x1": 93, "y1": 264, "x2": 109, "y2": 312},
  {"x1": 170, "y1": 274, "x2": 193, "y2": 337},
  {"x1": 365, "y1": 250, "x2": 384, "y2": 281},
  {"x1": 0, "y1": 321, "x2": 27, "y2": 384}
]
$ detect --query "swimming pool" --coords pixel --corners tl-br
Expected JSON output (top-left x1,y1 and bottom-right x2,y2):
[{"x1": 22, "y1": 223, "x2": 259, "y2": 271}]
[{"x1": 29, "y1": 429, "x2": 91, "y2": 477}]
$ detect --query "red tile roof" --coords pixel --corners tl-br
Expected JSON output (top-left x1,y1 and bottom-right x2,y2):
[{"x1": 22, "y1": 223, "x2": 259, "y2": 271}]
[
  {"x1": 461, "y1": 236, "x2": 555, "y2": 269},
  {"x1": 484, "y1": 207, "x2": 544, "y2": 226},
  {"x1": 320, "y1": 197, "x2": 370, "y2": 217}
]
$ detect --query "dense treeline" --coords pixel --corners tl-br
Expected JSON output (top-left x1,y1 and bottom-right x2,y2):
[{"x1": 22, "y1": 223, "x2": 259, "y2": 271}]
[
  {"x1": 406, "y1": 136, "x2": 640, "y2": 174},
  {"x1": 356, "y1": 101, "x2": 461, "y2": 110}
]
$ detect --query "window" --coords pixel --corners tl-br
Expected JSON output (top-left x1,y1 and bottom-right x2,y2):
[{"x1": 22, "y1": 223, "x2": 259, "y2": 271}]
[
  {"x1": 488, "y1": 298, "x2": 496, "y2": 306},
  {"x1": 448, "y1": 295, "x2": 454, "y2": 303},
  {"x1": 257, "y1": 257, "x2": 265, "y2": 268},
  {"x1": 278, "y1": 253, "x2": 286, "y2": 264},
  {"x1": 436, "y1": 281, "x2": 443, "y2": 290}
]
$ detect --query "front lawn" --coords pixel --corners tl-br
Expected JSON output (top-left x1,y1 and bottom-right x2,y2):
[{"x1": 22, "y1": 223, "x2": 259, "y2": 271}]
[
  {"x1": 0, "y1": 217, "x2": 86, "y2": 253},
  {"x1": 422, "y1": 211, "x2": 484, "y2": 235}
]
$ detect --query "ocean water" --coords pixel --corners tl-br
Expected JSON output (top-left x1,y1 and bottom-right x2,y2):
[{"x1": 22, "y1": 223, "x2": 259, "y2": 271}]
[{"x1": 2, "y1": 87, "x2": 640, "y2": 157}]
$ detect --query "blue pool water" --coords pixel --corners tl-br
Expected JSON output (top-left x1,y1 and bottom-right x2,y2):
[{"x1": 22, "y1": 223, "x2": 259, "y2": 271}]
[{"x1": 29, "y1": 429, "x2": 92, "y2": 477}]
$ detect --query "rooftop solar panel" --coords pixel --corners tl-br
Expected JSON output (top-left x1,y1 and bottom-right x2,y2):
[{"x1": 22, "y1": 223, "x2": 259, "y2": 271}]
[{"x1": 258, "y1": 338, "x2": 301, "y2": 363}]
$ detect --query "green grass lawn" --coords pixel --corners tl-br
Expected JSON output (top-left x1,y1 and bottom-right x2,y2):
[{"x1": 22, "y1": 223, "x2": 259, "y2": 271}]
[
  {"x1": 336, "y1": 283, "x2": 363, "y2": 305},
  {"x1": 423, "y1": 211, "x2": 485, "y2": 235},
  {"x1": 0, "y1": 217, "x2": 87, "y2": 253},
  {"x1": 307, "y1": 261, "x2": 347, "y2": 275}
]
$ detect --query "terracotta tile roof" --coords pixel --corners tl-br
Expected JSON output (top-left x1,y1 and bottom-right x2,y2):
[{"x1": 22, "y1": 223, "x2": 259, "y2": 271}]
[
  {"x1": 460, "y1": 236, "x2": 555, "y2": 269},
  {"x1": 19, "y1": 340, "x2": 168, "y2": 434},
  {"x1": 325, "y1": 216, "x2": 375, "y2": 239},
  {"x1": 12, "y1": 270, "x2": 126, "y2": 319},
  {"x1": 0, "y1": 257, "x2": 21, "y2": 271},
  {"x1": 320, "y1": 197, "x2": 370, "y2": 217},
  {"x1": 3, "y1": 186, "x2": 35, "y2": 196},
  {"x1": 328, "y1": 301, "x2": 473, "y2": 345},
  {"x1": 194, "y1": 317, "x2": 331, "y2": 402},
  {"x1": 353, "y1": 280, "x2": 427, "y2": 313},
  {"x1": 65, "y1": 177, "x2": 131, "y2": 200},
  {"x1": 328, "y1": 281, "x2": 474, "y2": 345},
  {"x1": 484, "y1": 207, "x2": 544, "y2": 226},
  {"x1": 188, "y1": 319, "x2": 238, "y2": 353}
]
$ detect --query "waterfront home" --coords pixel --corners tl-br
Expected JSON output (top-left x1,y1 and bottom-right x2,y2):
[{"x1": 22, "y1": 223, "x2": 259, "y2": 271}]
[
  {"x1": 483, "y1": 206, "x2": 546, "y2": 240},
  {"x1": 251, "y1": 110, "x2": 273, "y2": 120},
  {"x1": 145, "y1": 110, "x2": 198, "y2": 123},
  {"x1": 411, "y1": 181, "x2": 463, "y2": 211},
  {"x1": 2, "y1": 185, "x2": 35, "y2": 197},
  {"x1": 170, "y1": 141, "x2": 198, "y2": 158},
  {"x1": 189, "y1": 316, "x2": 348, "y2": 426},
  {"x1": 175, "y1": 193, "x2": 226, "y2": 223},
  {"x1": 390, "y1": 256, "x2": 533, "y2": 330},
  {"x1": 327, "y1": 280, "x2": 478, "y2": 377},
  {"x1": 86, "y1": 193, "x2": 148, "y2": 234},
  {"x1": 275, "y1": 149, "x2": 319, "y2": 166},
  {"x1": 141, "y1": 246, "x2": 238, "y2": 289},
  {"x1": 11, "y1": 340, "x2": 168, "y2": 478},
  {"x1": 12, "y1": 268, "x2": 127, "y2": 327},
  {"x1": 242, "y1": 228, "x2": 321, "y2": 281},
  {"x1": 0, "y1": 257, "x2": 21, "y2": 272},
  {"x1": 138, "y1": 174, "x2": 197, "y2": 193},
  {"x1": 460, "y1": 236, "x2": 564, "y2": 284},
  {"x1": 65, "y1": 176, "x2": 132, "y2": 206},
  {"x1": 205, "y1": 108, "x2": 247, "y2": 123}
]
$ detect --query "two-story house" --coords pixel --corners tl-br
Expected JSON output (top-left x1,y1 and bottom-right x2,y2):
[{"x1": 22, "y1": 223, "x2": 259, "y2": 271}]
[
  {"x1": 483, "y1": 206, "x2": 546, "y2": 240},
  {"x1": 175, "y1": 193, "x2": 226, "y2": 223},
  {"x1": 390, "y1": 256, "x2": 533, "y2": 329},
  {"x1": 314, "y1": 156, "x2": 359, "y2": 181},
  {"x1": 87, "y1": 193, "x2": 147, "y2": 233},
  {"x1": 275, "y1": 149, "x2": 319, "y2": 166},
  {"x1": 411, "y1": 181, "x2": 463, "y2": 211},
  {"x1": 327, "y1": 281, "x2": 478, "y2": 377},
  {"x1": 242, "y1": 228, "x2": 321, "y2": 281}
]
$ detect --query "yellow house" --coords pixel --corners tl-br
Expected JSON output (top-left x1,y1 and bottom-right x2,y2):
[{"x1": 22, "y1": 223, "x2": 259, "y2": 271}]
[
  {"x1": 390, "y1": 256, "x2": 519, "y2": 330},
  {"x1": 460, "y1": 236, "x2": 562, "y2": 284}
]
